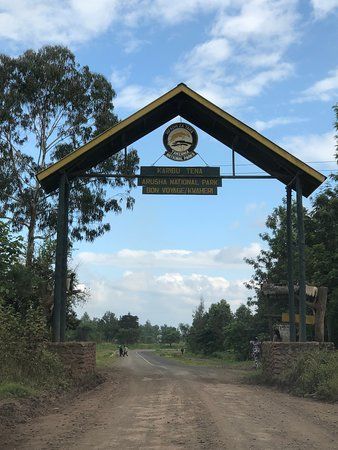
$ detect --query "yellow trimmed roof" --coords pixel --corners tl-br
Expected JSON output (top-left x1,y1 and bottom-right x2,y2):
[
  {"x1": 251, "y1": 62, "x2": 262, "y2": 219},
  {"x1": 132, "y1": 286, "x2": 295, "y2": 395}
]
[{"x1": 37, "y1": 83, "x2": 325, "y2": 196}]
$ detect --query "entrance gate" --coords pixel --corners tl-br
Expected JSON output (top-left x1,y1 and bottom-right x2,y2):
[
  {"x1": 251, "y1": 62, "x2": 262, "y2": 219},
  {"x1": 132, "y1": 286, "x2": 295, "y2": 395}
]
[{"x1": 36, "y1": 83, "x2": 325, "y2": 343}]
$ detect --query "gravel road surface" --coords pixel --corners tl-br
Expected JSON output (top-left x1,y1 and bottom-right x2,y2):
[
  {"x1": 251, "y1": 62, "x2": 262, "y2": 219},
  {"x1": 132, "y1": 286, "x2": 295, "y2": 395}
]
[{"x1": 1, "y1": 349, "x2": 337, "y2": 449}]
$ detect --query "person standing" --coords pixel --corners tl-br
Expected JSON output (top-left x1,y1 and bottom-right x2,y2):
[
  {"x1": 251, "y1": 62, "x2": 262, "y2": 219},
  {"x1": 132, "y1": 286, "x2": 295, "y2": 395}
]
[{"x1": 250, "y1": 337, "x2": 262, "y2": 368}]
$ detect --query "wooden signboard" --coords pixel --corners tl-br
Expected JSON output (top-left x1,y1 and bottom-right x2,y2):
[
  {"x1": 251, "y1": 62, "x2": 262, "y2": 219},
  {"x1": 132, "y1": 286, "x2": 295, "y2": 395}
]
[
  {"x1": 139, "y1": 166, "x2": 221, "y2": 195},
  {"x1": 282, "y1": 312, "x2": 315, "y2": 325},
  {"x1": 142, "y1": 186, "x2": 217, "y2": 195},
  {"x1": 140, "y1": 166, "x2": 220, "y2": 177}
]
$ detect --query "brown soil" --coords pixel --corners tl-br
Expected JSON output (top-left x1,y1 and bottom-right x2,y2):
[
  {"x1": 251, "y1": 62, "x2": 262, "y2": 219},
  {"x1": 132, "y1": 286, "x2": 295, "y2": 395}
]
[{"x1": 0, "y1": 350, "x2": 337, "y2": 449}]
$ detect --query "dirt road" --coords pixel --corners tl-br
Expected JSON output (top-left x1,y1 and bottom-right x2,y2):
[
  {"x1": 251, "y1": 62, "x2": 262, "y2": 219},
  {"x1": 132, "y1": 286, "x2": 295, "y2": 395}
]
[{"x1": 1, "y1": 350, "x2": 337, "y2": 449}]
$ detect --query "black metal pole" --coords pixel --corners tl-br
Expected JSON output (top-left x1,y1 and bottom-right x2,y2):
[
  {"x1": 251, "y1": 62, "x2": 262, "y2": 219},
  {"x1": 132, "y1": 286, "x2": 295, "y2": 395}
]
[
  {"x1": 232, "y1": 150, "x2": 236, "y2": 176},
  {"x1": 60, "y1": 177, "x2": 70, "y2": 342},
  {"x1": 53, "y1": 173, "x2": 69, "y2": 342},
  {"x1": 286, "y1": 185, "x2": 296, "y2": 342},
  {"x1": 296, "y1": 176, "x2": 307, "y2": 342}
]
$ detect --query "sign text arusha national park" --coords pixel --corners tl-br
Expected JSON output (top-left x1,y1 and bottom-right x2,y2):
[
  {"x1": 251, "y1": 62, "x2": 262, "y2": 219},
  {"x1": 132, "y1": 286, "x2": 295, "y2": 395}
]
[{"x1": 139, "y1": 166, "x2": 221, "y2": 195}]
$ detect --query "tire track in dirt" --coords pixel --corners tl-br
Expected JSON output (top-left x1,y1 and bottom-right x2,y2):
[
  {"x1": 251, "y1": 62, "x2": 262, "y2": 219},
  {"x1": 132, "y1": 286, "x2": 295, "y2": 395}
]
[{"x1": 0, "y1": 350, "x2": 337, "y2": 449}]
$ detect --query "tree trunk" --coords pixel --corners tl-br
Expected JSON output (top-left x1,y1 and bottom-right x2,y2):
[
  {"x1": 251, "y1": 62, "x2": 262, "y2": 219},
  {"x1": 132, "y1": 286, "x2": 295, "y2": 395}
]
[
  {"x1": 314, "y1": 287, "x2": 327, "y2": 342},
  {"x1": 26, "y1": 204, "x2": 36, "y2": 267}
]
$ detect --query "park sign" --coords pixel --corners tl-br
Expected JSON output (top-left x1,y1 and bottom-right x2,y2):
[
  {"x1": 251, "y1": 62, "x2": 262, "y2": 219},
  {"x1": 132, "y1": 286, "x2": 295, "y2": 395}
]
[
  {"x1": 139, "y1": 166, "x2": 221, "y2": 195},
  {"x1": 163, "y1": 122, "x2": 198, "y2": 161}
]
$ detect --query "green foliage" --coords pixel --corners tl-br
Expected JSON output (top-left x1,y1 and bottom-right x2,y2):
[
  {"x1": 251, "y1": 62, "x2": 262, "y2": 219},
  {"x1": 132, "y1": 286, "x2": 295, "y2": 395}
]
[
  {"x1": 0, "y1": 45, "x2": 139, "y2": 265},
  {"x1": 178, "y1": 323, "x2": 190, "y2": 341},
  {"x1": 117, "y1": 313, "x2": 140, "y2": 344},
  {"x1": 0, "y1": 226, "x2": 84, "y2": 330},
  {"x1": 0, "y1": 382, "x2": 37, "y2": 399},
  {"x1": 72, "y1": 313, "x2": 98, "y2": 341},
  {"x1": 0, "y1": 221, "x2": 23, "y2": 287},
  {"x1": 277, "y1": 350, "x2": 338, "y2": 401},
  {"x1": 160, "y1": 325, "x2": 180, "y2": 346},
  {"x1": 97, "y1": 311, "x2": 119, "y2": 341},
  {"x1": 225, "y1": 305, "x2": 256, "y2": 360},
  {"x1": 187, "y1": 299, "x2": 234, "y2": 355},
  {"x1": 0, "y1": 300, "x2": 66, "y2": 388},
  {"x1": 139, "y1": 320, "x2": 160, "y2": 343},
  {"x1": 206, "y1": 300, "x2": 233, "y2": 352},
  {"x1": 186, "y1": 300, "x2": 209, "y2": 354}
]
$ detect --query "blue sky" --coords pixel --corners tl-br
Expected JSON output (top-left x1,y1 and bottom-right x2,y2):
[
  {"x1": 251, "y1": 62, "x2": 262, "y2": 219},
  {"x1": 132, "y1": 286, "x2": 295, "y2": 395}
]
[{"x1": 1, "y1": 1, "x2": 337, "y2": 326}]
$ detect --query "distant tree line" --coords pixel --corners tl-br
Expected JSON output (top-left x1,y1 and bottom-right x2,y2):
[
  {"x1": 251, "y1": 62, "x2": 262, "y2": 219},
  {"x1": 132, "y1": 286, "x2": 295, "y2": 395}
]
[
  {"x1": 70, "y1": 311, "x2": 182, "y2": 346},
  {"x1": 71, "y1": 299, "x2": 260, "y2": 360}
]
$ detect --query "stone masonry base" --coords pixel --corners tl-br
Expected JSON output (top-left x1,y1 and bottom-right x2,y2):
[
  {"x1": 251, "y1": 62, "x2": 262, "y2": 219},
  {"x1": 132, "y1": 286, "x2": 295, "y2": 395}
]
[
  {"x1": 47, "y1": 342, "x2": 96, "y2": 379},
  {"x1": 262, "y1": 341, "x2": 334, "y2": 378}
]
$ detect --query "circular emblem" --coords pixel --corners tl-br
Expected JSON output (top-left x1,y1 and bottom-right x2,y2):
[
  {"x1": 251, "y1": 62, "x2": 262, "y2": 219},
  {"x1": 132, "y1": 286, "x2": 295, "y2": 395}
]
[{"x1": 163, "y1": 122, "x2": 198, "y2": 161}]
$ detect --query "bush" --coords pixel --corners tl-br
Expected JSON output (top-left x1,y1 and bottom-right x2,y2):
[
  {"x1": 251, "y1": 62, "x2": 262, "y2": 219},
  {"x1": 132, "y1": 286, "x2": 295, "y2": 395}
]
[
  {"x1": 0, "y1": 300, "x2": 67, "y2": 390},
  {"x1": 278, "y1": 350, "x2": 338, "y2": 401}
]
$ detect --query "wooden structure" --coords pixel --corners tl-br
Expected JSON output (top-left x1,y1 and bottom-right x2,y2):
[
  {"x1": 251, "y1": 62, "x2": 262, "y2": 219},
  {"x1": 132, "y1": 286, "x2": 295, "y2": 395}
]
[
  {"x1": 263, "y1": 283, "x2": 328, "y2": 341},
  {"x1": 36, "y1": 83, "x2": 326, "y2": 342}
]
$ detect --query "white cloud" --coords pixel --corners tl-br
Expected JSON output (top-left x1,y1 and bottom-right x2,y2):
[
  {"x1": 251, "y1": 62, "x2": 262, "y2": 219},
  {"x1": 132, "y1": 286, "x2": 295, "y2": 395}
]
[
  {"x1": 281, "y1": 131, "x2": 336, "y2": 163},
  {"x1": 245, "y1": 202, "x2": 267, "y2": 214},
  {"x1": 0, "y1": 1, "x2": 300, "y2": 113},
  {"x1": 311, "y1": 0, "x2": 338, "y2": 19},
  {"x1": 123, "y1": 0, "x2": 228, "y2": 26},
  {"x1": 211, "y1": 0, "x2": 298, "y2": 47},
  {"x1": 0, "y1": 0, "x2": 120, "y2": 46},
  {"x1": 111, "y1": 67, "x2": 131, "y2": 89},
  {"x1": 297, "y1": 68, "x2": 338, "y2": 102},
  {"x1": 76, "y1": 243, "x2": 261, "y2": 270},
  {"x1": 253, "y1": 116, "x2": 306, "y2": 132},
  {"x1": 75, "y1": 270, "x2": 250, "y2": 325},
  {"x1": 235, "y1": 63, "x2": 293, "y2": 97},
  {"x1": 0, "y1": 0, "x2": 227, "y2": 48},
  {"x1": 178, "y1": 38, "x2": 232, "y2": 74},
  {"x1": 172, "y1": 1, "x2": 298, "y2": 109},
  {"x1": 114, "y1": 84, "x2": 167, "y2": 111}
]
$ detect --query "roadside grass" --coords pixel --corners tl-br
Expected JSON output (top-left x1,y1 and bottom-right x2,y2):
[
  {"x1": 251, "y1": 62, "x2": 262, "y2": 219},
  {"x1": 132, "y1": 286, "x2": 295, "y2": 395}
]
[
  {"x1": 248, "y1": 350, "x2": 338, "y2": 402},
  {"x1": 128, "y1": 343, "x2": 181, "y2": 350},
  {"x1": 0, "y1": 382, "x2": 38, "y2": 399},
  {"x1": 156, "y1": 348, "x2": 252, "y2": 369},
  {"x1": 96, "y1": 342, "x2": 119, "y2": 368},
  {"x1": 0, "y1": 348, "x2": 71, "y2": 400}
]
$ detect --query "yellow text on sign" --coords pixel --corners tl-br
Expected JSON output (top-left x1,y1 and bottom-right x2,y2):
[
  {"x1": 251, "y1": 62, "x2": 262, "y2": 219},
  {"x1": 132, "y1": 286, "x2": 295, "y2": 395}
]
[{"x1": 282, "y1": 313, "x2": 315, "y2": 325}]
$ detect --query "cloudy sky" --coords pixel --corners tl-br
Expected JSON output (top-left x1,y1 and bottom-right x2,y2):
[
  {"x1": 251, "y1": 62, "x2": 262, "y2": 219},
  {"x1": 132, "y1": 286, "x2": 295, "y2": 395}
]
[{"x1": 1, "y1": 1, "x2": 337, "y2": 325}]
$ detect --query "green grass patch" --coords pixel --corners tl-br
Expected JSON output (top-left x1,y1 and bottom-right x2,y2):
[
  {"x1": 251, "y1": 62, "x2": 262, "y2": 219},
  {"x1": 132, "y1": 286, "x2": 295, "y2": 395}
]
[
  {"x1": 96, "y1": 342, "x2": 118, "y2": 368},
  {"x1": 278, "y1": 350, "x2": 338, "y2": 401},
  {"x1": 249, "y1": 350, "x2": 338, "y2": 402},
  {"x1": 156, "y1": 348, "x2": 252, "y2": 369},
  {"x1": 0, "y1": 382, "x2": 38, "y2": 399}
]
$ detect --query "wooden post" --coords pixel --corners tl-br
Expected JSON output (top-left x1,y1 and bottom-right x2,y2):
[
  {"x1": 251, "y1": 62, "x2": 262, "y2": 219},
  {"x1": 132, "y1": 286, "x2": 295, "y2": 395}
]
[
  {"x1": 60, "y1": 178, "x2": 70, "y2": 342},
  {"x1": 312, "y1": 287, "x2": 328, "y2": 342},
  {"x1": 296, "y1": 176, "x2": 306, "y2": 342},
  {"x1": 53, "y1": 173, "x2": 69, "y2": 342},
  {"x1": 286, "y1": 185, "x2": 296, "y2": 341}
]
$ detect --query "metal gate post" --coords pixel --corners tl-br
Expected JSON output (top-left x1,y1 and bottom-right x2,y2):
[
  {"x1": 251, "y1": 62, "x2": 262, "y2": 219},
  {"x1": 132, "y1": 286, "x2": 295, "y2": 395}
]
[
  {"x1": 286, "y1": 185, "x2": 296, "y2": 341},
  {"x1": 296, "y1": 176, "x2": 306, "y2": 342},
  {"x1": 53, "y1": 173, "x2": 69, "y2": 342},
  {"x1": 60, "y1": 177, "x2": 70, "y2": 342}
]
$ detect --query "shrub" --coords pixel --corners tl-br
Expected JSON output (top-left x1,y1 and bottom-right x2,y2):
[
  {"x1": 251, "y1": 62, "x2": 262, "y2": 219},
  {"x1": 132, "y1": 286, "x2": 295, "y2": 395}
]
[
  {"x1": 0, "y1": 299, "x2": 67, "y2": 389},
  {"x1": 278, "y1": 350, "x2": 338, "y2": 401}
]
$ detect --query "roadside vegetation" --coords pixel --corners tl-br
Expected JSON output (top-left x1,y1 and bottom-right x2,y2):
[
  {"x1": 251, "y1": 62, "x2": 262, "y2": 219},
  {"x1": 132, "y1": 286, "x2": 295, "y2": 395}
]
[
  {"x1": 96, "y1": 342, "x2": 118, "y2": 368},
  {"x1": 250, "y1": 350, "x2": 338, "y2": 402},
  {"x1": 0, "y1": 297, "x2": 69, "y2": 399},
  {"x1": 156, "y1": 348, "x2": 252, "y2": 369}
]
